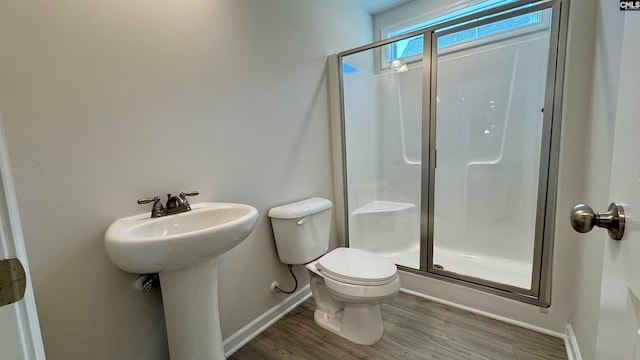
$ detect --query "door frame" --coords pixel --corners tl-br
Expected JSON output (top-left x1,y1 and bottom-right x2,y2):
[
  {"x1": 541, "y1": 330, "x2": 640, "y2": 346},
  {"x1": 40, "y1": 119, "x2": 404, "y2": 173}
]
[{"x1": 0, "y1": 111, "x2": 46, "y2": 359}]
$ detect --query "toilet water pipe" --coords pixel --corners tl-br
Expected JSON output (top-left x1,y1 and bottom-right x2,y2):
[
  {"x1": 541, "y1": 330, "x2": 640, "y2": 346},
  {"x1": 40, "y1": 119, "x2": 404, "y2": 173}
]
[
  {"x1": 271, "y1": 264, "x2": 298, "y2": 294},
  {"x1": 135, "y1": 274, "x2": 159, "y2": 292}
]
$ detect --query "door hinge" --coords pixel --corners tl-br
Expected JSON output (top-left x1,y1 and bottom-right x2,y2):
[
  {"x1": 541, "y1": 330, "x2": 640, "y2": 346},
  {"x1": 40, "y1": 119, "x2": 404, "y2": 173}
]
[{"x1": 0, "y1": 258, "x2": 26, "y2": 307}]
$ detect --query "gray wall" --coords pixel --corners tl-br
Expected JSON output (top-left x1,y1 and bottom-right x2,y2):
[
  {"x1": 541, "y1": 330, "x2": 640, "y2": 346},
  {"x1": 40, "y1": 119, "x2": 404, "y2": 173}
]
[
  {"x1": 373, "y1": 0, "x2": 455, "y2": 40},
  {"x1": 0, "y1": 1, "x2": 372, "y2": 359}
]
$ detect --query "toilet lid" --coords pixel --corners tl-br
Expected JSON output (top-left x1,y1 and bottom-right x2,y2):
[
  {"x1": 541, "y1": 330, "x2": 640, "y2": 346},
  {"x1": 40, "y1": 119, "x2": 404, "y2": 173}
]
[{"x1": 317, "y1": 247, "x2": 397, "y2": 285}]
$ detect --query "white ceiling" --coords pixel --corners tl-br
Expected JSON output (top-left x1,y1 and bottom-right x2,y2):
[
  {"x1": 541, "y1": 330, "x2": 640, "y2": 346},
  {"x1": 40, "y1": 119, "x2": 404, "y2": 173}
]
[{"x1": 355, "y1": 0, "x2": 412, "y2": 15}]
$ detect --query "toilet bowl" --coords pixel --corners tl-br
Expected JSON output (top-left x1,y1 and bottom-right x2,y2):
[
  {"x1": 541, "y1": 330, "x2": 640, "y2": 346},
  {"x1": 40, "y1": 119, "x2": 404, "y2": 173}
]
[
  {"x1": 306, "y1": 247, "x2": 400, "y2": 345},
  {"x1": 268, "y1": 198, "x2": 400, "y2": 345}
]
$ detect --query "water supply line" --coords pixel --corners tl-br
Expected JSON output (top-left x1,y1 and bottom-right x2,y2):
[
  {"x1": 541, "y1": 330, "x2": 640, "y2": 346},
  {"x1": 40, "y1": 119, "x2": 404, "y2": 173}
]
[
  {"x1": 135, "y1": 274, "x2": 159, "y2": 292},
  {"x1": 271, "y1": 265, "x2": 298, "y2": 294}
]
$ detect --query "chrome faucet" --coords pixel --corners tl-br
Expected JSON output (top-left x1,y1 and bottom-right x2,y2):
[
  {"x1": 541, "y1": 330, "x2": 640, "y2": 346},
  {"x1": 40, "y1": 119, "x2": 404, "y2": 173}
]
[{"x1": 138, "y1": 191, "x2": 199, "y2": 218}]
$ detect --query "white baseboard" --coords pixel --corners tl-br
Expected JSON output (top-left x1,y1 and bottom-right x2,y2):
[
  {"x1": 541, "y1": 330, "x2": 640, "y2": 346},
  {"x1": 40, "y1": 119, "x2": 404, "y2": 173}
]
[
  {"x1": 399, "y1": 288, "x2": 565, "y2": 339},
  {"x1": 222, "y1": 285, "x2": 579, "y2": 359},
  {"x1": 564, "y1": 324, "x2": 583, "y2": 360},
  {"x1": 223, "y1": 284, "x2": 312, "y2": 357}
]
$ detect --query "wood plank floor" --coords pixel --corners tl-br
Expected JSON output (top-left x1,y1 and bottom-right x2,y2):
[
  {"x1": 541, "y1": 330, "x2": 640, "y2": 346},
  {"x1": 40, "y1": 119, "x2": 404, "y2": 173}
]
[{"x1": 229, "y1": 293, "x2": 567, "y2": 360}]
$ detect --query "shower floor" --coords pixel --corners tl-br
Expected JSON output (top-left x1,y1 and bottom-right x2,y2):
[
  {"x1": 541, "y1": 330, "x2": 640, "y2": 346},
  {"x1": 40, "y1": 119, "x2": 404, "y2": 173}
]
[{"x1": 377, "y1": 245, "x2": 532, "y2": 289}]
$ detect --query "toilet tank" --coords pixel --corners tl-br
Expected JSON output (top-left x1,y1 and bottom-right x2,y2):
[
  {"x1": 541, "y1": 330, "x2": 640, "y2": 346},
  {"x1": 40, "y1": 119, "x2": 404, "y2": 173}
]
[{"x1": 268, "y1": 197, "x2": 332, "y2": 265}]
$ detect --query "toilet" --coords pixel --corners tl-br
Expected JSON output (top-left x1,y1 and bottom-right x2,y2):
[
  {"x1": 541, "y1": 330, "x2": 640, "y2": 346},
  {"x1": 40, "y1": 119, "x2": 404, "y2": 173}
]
[{"x1": 268, "y1": 197, "x2": 400, "y2": 345}]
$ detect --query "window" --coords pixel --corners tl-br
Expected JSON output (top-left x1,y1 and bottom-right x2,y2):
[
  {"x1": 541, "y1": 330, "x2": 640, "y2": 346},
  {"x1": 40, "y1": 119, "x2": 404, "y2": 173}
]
[{"x1": 383, "y1": 0, "x2": 547, "y2": 64}]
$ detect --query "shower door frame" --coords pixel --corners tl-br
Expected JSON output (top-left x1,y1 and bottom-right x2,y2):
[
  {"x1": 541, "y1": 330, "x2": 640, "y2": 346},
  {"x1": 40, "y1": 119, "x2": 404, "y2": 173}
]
[{"x1": 334, "y1": 0, "x2": 569, "y2": 306}]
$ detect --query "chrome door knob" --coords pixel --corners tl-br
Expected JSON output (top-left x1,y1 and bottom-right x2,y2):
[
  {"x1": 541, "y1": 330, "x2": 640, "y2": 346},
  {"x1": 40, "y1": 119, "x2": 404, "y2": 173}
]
[{"x1": 570, "y1": 202, "x2": 625, "y2": 240}]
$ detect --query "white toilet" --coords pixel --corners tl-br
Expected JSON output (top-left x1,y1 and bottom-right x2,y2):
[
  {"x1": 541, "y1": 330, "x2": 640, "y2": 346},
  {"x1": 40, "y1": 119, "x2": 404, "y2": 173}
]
[{"x1": 268, "y1": 197, "x2": 400, "y2": 345}]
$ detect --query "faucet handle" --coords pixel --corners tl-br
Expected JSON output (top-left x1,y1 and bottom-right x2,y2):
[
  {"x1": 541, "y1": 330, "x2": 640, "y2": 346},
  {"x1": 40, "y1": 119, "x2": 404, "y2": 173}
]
[
  {"x1": 179, "y1": 191, "x2": 199, "y2": 211},
  {"x1": 138, "y1": 196, "x2": 164, "y2": 209},
  {"x1": 180, "y1": 191, "x2": 199, "y2": 198},
  {"x1": 138, "y1": 196, "x2": 160, "y2": 205},
  {"x1": 138, "y1": 196, "x2": 165, "y2": 218}
]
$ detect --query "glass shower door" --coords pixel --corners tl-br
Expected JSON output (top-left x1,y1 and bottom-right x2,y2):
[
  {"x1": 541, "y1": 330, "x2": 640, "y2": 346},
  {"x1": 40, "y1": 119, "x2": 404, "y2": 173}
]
[
  {"x1": 430, "y1": 7, "x2": 553, "y2": 291},
  {"x1": 342, "y1": 38, "x2": 424, "y2": 269},
  {"x1": 337, "y1": 0, "x2": 566, "y2": 305}
]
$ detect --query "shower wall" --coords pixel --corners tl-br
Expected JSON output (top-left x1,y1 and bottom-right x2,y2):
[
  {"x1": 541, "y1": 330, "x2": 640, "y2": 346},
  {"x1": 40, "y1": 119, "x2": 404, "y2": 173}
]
[
  {"x1": 344, "y1": 69, "x2": 380, "y2": 212},
  {"x1": 344, "y1": 57, "x2": 422, "y2": 268},
  {"x1": 345, "y1": 29, "x2": 549, "y2": 275},
  {"x1": 433, "y1": 32, "x2": 549, "y2": 276}
]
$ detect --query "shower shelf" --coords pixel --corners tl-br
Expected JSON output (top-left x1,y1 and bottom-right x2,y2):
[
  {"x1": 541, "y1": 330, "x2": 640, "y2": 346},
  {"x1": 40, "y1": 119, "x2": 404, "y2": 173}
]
[{"x1": 352, "y1": 201, "x2": 415, "y2": 216}]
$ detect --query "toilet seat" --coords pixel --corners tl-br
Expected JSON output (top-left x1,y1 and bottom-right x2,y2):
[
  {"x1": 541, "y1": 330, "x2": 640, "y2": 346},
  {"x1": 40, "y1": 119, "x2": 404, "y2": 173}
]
[
  {"x1": 316, "y1": 247, "x2": 397, "y2": 286},
  {"x1": 322, "y1": 274, "x2": 400, "y2": 301}
]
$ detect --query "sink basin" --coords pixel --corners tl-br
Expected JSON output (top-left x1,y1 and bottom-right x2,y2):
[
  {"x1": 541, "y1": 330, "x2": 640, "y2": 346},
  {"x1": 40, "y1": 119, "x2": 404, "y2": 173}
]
[
  {"x1": 105, "y1": 201, "x2": 259, "y2": 360},
  {"x1": 105, "y1": 202, "x2": 258, "y2": 274}
]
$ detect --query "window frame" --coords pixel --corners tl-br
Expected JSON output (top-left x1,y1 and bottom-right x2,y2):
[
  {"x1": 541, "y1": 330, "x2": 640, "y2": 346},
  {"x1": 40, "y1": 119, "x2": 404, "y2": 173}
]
[{"x1": 379, "y1": 0, "x2": 549, "y2": 69}]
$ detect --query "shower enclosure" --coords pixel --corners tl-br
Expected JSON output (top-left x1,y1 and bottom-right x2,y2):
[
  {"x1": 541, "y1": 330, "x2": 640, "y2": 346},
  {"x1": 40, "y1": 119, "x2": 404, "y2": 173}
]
[{"x1": 333, "y1": 0, "x2": 567, "y2": 305}]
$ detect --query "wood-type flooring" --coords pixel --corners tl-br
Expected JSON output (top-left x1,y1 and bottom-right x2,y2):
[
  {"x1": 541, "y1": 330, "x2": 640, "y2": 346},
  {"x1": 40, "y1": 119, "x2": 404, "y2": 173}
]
[{"x1": 229, "y1": 292, "x2": 567, "y2": 360}]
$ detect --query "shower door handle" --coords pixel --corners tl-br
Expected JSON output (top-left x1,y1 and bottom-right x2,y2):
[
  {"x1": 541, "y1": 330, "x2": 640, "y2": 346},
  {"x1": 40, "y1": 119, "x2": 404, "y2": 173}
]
[{"x1": 570, "y1": 202, "x2": 625, "y2": 240}]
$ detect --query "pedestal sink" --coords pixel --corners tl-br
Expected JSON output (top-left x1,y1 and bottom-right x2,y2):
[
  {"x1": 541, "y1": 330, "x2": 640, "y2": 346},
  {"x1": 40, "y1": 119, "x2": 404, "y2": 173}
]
[{"x1": 105, "y1": 202, "x2": 259, "y2": 360}]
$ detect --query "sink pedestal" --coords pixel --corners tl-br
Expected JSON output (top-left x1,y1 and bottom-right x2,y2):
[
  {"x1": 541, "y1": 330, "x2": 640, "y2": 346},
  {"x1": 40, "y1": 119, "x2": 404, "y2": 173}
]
[{"x1": 159, "y1": 258, "x2": 224, "y2": 360}]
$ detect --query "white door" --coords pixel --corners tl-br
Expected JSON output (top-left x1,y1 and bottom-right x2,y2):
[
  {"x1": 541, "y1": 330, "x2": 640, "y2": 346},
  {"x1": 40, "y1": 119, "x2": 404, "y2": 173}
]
[
  {"x1": 595, "y1": 12, "x2": 640, "y2": 360},
  {"x1": 0, "y1": 113, "x2": 46, "y2": 359}
]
